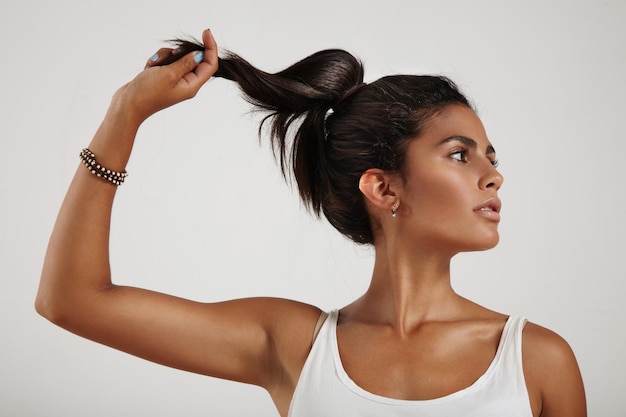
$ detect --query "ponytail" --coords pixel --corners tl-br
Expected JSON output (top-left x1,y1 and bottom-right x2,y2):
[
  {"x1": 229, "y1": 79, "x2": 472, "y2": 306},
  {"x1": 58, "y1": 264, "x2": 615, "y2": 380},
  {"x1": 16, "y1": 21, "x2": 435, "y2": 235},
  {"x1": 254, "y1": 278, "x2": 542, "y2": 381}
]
[
  {"x1": 163, "y1": 38, "x2": 470, "y2": 244},
  {"x1": 213, "y1": 48, "x2": 364, "y2": 219}
]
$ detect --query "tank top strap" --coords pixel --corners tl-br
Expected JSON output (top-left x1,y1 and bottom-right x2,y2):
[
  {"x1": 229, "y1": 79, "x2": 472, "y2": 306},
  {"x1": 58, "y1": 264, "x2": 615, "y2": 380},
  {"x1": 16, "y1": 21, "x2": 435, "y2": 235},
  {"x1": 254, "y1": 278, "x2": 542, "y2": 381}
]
[
  {"x1": 311, "y1": 311, "x2": 330, "y2": 345},
  {"x1": 497, "y1": 315, "x2": 528, "y2": 364}
]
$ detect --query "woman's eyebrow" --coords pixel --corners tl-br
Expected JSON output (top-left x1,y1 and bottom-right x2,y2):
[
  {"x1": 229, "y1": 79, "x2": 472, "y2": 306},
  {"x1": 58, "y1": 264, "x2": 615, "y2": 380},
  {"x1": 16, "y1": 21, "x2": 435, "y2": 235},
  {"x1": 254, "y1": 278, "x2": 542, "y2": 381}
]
[{"x1": 439, "y1": 135, "x2": 496, "y2": 155}]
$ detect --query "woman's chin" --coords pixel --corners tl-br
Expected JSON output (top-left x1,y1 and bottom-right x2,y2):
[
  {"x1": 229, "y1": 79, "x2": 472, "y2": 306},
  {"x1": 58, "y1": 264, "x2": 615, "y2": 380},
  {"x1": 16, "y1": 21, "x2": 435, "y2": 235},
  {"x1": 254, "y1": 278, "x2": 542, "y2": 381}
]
[{"x1": 463, "y1": 233, "x2": 500, "y2": 252}]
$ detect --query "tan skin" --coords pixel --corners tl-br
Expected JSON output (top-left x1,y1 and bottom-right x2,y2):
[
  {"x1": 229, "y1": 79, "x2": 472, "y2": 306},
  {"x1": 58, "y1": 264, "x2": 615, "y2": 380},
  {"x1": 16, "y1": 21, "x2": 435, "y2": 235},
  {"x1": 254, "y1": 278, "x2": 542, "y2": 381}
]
[{"x1": 36, "y1": 29, "x2": 586, "y2": 416}]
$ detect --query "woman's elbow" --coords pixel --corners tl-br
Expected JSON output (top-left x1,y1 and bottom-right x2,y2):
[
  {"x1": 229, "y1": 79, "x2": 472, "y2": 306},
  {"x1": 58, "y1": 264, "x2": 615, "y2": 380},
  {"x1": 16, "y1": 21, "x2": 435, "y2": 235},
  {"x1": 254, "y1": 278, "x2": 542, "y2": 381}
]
[{"x1": 35, "y1": 287, "x2": 66, "y2": 325}]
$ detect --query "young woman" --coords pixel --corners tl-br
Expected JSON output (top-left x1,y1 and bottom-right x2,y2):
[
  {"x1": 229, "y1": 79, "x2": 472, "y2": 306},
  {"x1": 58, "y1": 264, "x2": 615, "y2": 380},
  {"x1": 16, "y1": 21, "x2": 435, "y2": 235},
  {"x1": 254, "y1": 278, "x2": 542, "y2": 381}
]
[{"x1": 36, "y1": 29, "x2": 586, "y2": 416}]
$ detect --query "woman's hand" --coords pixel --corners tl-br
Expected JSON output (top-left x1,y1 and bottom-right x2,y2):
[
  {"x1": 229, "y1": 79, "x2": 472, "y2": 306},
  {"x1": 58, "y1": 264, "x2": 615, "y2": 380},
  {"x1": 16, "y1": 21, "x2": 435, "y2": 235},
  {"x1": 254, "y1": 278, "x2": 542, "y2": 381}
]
[{"x1": 115, "y1": 28, "x2": 218, "y2": 126}]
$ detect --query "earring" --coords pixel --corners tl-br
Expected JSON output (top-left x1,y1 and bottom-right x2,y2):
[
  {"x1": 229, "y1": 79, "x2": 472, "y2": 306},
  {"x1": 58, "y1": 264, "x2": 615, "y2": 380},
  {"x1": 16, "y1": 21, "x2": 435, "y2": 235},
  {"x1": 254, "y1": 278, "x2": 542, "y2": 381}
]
[{"x1": 391, "y1": 203, "x2": 397, "y2": 217}]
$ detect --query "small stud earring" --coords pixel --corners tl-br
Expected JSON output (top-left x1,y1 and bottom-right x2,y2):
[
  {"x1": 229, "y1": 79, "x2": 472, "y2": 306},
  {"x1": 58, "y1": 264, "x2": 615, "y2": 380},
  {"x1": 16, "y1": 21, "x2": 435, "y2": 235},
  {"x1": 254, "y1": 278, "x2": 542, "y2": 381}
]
[{"x1": 391, "y1": 204, "x2": 397, "y2": 217}]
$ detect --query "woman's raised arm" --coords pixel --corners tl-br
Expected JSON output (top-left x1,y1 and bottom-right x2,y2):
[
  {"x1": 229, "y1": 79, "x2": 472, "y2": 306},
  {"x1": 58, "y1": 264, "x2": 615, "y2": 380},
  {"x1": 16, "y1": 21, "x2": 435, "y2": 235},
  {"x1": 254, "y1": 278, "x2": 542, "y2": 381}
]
[{"x1": 35, "y1": 29, "x2": 320, "y2": 406}]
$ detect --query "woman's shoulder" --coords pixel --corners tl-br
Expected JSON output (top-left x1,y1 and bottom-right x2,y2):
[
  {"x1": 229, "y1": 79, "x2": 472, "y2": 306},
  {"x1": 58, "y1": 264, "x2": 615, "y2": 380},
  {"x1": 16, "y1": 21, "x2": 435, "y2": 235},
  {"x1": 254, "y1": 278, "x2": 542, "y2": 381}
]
[
  {"x1": 522, "y1": 321, "x2": 573, "y2": 355},
  {"x1": 249, "y1": 297, "x2": 323, "y2": 344},
  {"x1": 238, "y1": 297, "x2": 323, "y2": 338},
  {"x1": 249, "y1": 297, "x2": 323, "y2": 413},
  {"x1": 216, "y1": 297, "x2": 323, "y2": 371},
  {"x1": 521, "y1": 321, "x2": 581, "y2": 375},
  {"x1": 521, "y1": 321, "x2": 587, "y2": 416}
]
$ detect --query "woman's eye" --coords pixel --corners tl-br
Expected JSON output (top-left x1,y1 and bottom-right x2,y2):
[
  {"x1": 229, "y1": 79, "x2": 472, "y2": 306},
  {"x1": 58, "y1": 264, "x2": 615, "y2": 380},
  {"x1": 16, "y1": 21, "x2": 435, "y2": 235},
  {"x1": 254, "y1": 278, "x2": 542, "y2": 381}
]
[
  {"x1": 450, "y1": 150, "x2": 467, "y2": 162},
  {"x1": 491, "y1": 159, "x2": 500, "y2": 168}
]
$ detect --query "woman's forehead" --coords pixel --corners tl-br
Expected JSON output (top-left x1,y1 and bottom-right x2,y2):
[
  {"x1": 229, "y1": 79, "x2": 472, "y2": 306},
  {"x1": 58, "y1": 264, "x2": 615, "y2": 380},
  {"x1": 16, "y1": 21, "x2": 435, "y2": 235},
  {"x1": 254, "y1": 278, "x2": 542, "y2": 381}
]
[{"x1": 418, "y1": 105, "x2": 491, "y2": 148}]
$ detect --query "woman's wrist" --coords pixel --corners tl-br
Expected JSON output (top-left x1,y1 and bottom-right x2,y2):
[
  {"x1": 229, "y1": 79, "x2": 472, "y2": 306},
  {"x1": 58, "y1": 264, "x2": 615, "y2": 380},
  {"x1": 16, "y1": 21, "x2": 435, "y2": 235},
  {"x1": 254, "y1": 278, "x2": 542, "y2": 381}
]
[
  {"x1": 86, "y1": 95, "x2": 142, "y2": 172},
  {"x1": 108, "y1": 85, "x2": 147, "y2": 132}
]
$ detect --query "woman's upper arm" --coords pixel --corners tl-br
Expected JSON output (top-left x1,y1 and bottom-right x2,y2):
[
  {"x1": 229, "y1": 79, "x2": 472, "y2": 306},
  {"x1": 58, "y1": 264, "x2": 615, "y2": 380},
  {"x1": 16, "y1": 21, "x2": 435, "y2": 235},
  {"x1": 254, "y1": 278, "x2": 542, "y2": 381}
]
[
  {"x1": 522, "y1": 322, "x2": 587, "y2": 417},
  {"x1": 45, "y1": 286, "x2": 321, "y2": 389}
]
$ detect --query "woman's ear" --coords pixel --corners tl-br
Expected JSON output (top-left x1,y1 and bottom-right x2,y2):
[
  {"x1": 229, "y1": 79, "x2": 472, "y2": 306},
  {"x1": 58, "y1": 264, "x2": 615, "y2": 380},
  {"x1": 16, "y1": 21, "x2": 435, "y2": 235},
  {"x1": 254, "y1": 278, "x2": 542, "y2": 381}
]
[{"x1": 359, "y1": 169, "x2": 398, "y2": 212}]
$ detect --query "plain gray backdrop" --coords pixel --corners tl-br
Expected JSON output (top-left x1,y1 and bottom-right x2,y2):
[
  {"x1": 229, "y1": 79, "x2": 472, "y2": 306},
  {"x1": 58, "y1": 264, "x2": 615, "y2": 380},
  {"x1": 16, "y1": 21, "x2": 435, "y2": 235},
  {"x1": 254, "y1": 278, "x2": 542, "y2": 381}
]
[{"x1": 1, "y1": 0, "x2": 624, "y2": 415}]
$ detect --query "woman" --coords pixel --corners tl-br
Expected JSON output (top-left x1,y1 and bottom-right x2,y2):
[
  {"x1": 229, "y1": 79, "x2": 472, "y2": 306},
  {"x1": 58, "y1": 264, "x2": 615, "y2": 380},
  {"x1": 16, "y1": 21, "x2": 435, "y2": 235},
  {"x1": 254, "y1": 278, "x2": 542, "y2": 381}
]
[{"x1": 36, "y1": 29, "x2": 586, "y2": 416}]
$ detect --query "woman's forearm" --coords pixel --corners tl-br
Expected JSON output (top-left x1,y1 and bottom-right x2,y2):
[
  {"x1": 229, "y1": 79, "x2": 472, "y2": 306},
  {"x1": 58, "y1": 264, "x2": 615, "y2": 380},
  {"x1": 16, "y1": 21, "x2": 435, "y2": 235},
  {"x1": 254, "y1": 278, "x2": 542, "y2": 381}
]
[
  {"x1": 36, "y1": 28, "x2": 217, "y2": 329},
  {"x1": 36, "y1": 100, "x2": 140, "y2": 323}
]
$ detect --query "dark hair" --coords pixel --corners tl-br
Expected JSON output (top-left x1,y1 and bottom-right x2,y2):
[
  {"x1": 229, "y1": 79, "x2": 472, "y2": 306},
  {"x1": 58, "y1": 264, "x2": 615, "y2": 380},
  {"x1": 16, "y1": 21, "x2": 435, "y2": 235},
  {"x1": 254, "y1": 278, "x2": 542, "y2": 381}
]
[{"x1": 165, "y1": 40, "x2": 471, "y2": 244}]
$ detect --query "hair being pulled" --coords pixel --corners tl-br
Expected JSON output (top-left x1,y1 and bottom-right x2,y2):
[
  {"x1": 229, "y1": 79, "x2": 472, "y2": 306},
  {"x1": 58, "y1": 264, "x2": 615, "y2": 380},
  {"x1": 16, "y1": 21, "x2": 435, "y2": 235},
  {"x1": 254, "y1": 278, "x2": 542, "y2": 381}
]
[{"x1": 164, "y1": 39, "x2": 470, "y2": 244}]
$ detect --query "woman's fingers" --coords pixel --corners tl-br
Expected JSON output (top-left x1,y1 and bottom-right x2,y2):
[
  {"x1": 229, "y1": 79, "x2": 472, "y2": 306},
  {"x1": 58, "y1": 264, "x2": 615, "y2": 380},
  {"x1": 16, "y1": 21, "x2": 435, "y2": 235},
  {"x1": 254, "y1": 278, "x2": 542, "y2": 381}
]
[
  {"x1": 175, "y1": 29, "x2": 219, "y2": 82},
  {"x1": 144, "y1": 29, "x2": 218, "y2": 84},
  {"x1": 122, "y1": 29, "x2": 220, "y2": 122},
  {"x1": 144, "y1": 28, "x2": 216, "y2": 71},
  {"x1": 171, "y1": 30, "x2": 218, "y2": 93},
  {"x1": 203, "y1": 29, "x2": 218, "y2": 68},
  {"x1": 144, "y1": 47, "x2": 181, "y2": 69}
]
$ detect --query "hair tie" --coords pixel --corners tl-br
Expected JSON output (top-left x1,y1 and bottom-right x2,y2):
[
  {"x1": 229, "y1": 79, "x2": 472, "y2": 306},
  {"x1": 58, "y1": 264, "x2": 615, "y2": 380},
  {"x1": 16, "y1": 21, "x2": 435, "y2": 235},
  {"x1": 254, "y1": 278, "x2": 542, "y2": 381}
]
[
  {"x1": 332, "y1": 82, "x2": 367, "y2": 110},
  {"x1": 325, "y1": 82, "x2": 368, "y2": 140}
]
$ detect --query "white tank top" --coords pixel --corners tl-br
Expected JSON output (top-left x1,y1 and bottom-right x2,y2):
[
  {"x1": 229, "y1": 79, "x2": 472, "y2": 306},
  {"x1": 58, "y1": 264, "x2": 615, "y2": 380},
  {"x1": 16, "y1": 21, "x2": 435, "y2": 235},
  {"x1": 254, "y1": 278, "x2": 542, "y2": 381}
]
[{"x1": 288, "y1": 310, "x2": 533, "y2": 416}]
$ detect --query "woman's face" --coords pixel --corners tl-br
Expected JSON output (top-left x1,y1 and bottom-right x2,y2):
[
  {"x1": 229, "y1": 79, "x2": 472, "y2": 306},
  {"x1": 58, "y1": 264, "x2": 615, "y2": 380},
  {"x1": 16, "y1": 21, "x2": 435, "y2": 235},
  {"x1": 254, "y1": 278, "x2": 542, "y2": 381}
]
[{"x1": 398, "y1": 104, "x2": 503, "y2": 254}]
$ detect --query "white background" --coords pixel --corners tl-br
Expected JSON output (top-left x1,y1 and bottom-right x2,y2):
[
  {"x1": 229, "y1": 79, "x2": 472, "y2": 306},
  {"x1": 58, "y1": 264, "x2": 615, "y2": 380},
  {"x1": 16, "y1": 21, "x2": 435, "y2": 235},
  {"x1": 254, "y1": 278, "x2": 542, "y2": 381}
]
[{"x1": 1, "y1": 0, "x2": 624, "y2": 415}]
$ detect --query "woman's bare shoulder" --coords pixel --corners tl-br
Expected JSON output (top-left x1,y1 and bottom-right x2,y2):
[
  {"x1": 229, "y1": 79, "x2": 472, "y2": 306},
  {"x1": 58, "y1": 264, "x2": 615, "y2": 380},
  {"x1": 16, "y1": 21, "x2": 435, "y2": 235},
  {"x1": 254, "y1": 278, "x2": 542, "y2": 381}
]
[
  {"x1": 250, "y1": 297, "x2": 323, "y2": 328},
  {"x1": 521, "y1": 321, "x2": 582, "y2": 376},
  {"x1": 226, "y1": 297, "x2": 323, "y2": 348},
  {"x1": 522, "y1": 321, "x2": 587, "y2": 417},
  {"x1": 522, "y1": 321, "x2": 572, "y2": 353},
  {"x1": 250, "y1": 297, "x2": 323, "y2": 413}
]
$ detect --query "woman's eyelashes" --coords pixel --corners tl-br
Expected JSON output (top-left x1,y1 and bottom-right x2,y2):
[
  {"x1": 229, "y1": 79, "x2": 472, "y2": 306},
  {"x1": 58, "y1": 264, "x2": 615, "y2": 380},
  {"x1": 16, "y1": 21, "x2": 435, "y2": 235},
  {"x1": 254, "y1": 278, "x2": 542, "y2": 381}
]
[
  {"x1": 449, "y1": 149, "x2": 500, "y2": 168},
  {"x1": 450, "y1": 149, "x2": 468, "y2": 163}
]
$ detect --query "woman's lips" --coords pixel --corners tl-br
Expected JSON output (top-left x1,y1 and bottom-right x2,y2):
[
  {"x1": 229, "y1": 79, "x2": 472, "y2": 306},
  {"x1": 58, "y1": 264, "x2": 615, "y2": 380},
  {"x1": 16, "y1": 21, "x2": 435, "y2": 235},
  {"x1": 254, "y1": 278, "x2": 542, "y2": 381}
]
[{"x1": 474, "y1": 198, "x2": 501, "y2": 222}]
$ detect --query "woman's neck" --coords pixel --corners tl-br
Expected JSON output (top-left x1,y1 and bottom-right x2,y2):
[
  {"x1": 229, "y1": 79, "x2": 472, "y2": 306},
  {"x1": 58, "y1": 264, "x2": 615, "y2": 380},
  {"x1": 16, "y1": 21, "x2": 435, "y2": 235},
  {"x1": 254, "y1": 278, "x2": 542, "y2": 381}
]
[{"x1": 343, "y1": 237, "x2": 466, "y2": 335}]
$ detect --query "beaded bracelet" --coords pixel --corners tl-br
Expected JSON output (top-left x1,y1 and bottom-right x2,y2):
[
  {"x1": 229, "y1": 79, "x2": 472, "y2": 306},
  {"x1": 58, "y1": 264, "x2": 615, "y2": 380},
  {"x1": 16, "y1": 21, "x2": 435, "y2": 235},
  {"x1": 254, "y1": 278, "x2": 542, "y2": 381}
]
[{"x1": 79, "y1": 148, "x2": 128, "y2": 186}]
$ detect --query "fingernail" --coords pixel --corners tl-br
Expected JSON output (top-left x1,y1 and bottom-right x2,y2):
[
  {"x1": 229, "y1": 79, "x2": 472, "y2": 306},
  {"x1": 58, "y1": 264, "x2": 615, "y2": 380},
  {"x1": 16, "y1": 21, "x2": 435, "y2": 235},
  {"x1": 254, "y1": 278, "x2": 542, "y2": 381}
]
[
  {"x1": 149, "y1": 53, "x2": 159, "y2": 62},
  {"x1": 194, "y1": 51, "x2": 204, "y2": 64}
]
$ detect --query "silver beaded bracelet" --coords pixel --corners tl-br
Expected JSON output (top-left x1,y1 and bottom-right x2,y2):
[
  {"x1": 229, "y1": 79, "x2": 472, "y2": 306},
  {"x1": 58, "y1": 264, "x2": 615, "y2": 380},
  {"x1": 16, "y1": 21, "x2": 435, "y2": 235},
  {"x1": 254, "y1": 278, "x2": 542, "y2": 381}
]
[{"x1": 79, "y1": 148, "x2": 128, "y2": 186}]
